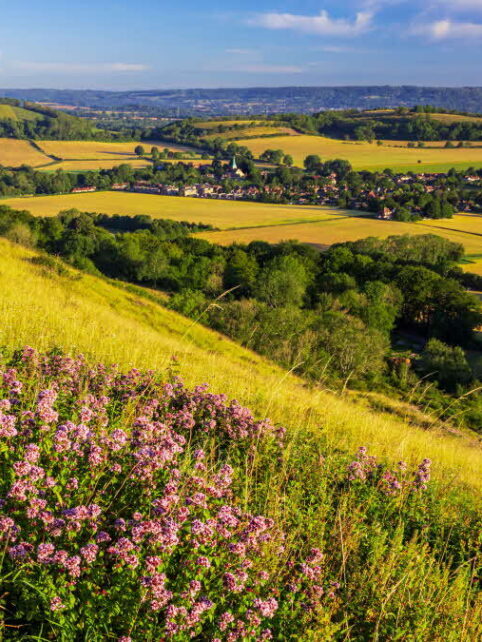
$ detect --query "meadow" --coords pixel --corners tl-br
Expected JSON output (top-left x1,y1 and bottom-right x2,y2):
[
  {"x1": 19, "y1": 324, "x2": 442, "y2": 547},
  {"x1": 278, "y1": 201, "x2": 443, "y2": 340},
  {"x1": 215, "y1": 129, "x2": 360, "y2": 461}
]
[
  {"x1": 0, "y1": 104, "x2": 43, "y2": 121},
  {"x1": 0, "y1": 237, "x2": 480, "y2": 491},
  {"x1": 1, "y1": 192, "x2": 358, "y2": 230},
  {"x1": 0, "y1": 138, "x2": 51, "y2": 167},
  {"x1": 237, "y1": 134, "x2": 482, "y2": 172},
  {"x1": 0, "y1": 239, "x2": 481, "y2": 639}
]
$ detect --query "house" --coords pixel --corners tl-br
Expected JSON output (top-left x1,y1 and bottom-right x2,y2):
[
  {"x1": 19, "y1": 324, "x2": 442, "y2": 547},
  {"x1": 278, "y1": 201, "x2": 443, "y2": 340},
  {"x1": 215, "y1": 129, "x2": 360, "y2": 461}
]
[
  {"x1": 378, "y1": 207, "x2": 393, "y2": 220},
  {"x1": 111, "y1": 183, "x2": 128, "y2": 191},
  {"x1": 71, "y1": 186, "x2": 96, "y2": 193}
]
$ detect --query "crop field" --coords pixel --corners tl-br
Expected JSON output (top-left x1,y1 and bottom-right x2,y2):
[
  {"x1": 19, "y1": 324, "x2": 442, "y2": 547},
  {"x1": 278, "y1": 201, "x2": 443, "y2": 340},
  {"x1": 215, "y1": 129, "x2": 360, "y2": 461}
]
[
  {"x1": 419, "y1": 213, "x2": 482, "y2": 235},
  {"x1": 36, "y1": 140, "x2": 195, "y2": 160},
  {"x1": 238, "y1": 134, "x2": 482, "y2": 172},
  {"x1": 0, "y1": 138, "x2": 51, "y2": 167},
  {"x1": 40, "y1": 158, "x2": 152, "y2": 171},
  {"x1": 2, "y1": 192, "x2": 357, "y2": 229},
  {"x1": 196, "y1": 214, "x2": 482, "y2": 268},
  {"x1": 203, "y1": 126, "x2": 297, "y2": 140}
]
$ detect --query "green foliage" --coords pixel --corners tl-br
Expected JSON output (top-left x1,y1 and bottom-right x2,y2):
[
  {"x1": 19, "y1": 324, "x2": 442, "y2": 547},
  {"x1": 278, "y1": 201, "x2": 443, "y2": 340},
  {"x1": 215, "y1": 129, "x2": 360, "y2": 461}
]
[{"x1": 420, "y1": 339, "x2": 474, "y2": 392}]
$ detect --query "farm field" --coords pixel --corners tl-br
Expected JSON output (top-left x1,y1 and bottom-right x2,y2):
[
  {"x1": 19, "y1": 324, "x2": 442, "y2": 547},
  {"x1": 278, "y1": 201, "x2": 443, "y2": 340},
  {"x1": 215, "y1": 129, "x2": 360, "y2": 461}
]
[
  {"x1": 42, "y1": 158, "x2": 152, "y2": 171},
  {"x1": 1, "y1": 236, "x2": 480, "y2": 492},
  {"x1": 2, "y1": 192, "x2": 357, "y2": 229},
  {"x1": 196, "y1": 214, "x2": 482, "y2": 269},
  {"x1": 193, "y1": 119, "x2": 266, "y2": 129},
  {"x1": 0, "y1": 138, "x2": 51, "y2": 167},
  {"x1": 237, "y1": 134, "x2": 482, "y2": 172},
  {"x1": 37, "y1": 139, "x2": 197, "y2": 160},
  {"x1": 203, "y1": 126, "x2": 297, "y2": 140}
]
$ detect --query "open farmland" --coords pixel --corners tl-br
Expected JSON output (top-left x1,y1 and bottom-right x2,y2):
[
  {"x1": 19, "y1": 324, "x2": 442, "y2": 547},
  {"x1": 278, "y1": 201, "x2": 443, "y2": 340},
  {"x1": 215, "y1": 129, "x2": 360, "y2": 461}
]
[
  {"x1": 1, "y1": 192, "x2": 357, "y2": 229},
  {"x1": 204, "y1": 126, "x2": 297, "y2": 140},
  {"x1": 37, "y1": 140, "x2": 196, "y2": 160},
  {"x1": 196, "y1": 213, "x2": 482, "y2": 270},
  {"x1": 0, "y1": 138, "x2": 51, "y2": 167},
  {"x1": 42, "y1": 158, "x2": 152, "y2": 171},
  {"x1": 238, "y1": 134, "x2": 482, "y2": 172}
]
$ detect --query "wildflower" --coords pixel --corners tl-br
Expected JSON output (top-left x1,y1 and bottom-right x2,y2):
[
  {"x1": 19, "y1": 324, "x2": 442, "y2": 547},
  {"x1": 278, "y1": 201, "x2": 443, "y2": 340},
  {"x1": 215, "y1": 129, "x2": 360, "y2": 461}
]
[
  {"x1": 50, "y1": 597, "x2": 65, "y2": 611},
  {"x1": 253, "y1": 597, "x2": 278, "y2": 618}
]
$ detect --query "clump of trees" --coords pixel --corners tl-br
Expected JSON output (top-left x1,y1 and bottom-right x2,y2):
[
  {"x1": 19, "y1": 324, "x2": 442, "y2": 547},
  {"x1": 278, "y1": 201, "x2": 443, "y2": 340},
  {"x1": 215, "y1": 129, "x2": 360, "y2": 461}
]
[{"x1": 2, "y1": 202, "x2": 480, "y2": 430}]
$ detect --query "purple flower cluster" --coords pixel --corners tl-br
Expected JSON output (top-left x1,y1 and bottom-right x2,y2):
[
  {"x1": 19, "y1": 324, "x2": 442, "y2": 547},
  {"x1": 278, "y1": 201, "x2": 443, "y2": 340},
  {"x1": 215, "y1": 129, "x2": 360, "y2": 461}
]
[
  {"x1": 347, "y1": 448, "x2": 432, "y2": 495},
  {"x1": 0, "y1": 348, "x2": 322, "y2": 641}
]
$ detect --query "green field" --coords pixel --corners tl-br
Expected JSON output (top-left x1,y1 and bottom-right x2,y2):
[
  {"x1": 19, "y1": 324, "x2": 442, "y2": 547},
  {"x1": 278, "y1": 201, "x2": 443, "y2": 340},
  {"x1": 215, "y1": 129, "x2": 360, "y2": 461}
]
[
  {"x1": 238, "y1": 134, "x2": 482, "y2": 172},
  {"x1": 2, "y1": 191, "x2": 358, "y2": 229}
]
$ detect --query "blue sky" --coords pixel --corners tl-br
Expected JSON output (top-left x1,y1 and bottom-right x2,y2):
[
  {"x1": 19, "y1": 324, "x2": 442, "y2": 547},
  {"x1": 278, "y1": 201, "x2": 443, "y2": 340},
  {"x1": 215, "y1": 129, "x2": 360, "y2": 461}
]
[{"x1": 1, "y1": 1, "x2": 482, "y2": 89}]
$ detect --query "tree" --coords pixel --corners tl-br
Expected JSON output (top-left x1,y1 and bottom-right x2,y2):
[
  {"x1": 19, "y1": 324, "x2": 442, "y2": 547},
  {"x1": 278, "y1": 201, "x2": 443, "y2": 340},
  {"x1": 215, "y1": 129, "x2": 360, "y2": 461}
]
[
  {"x1": 134, "y1": 145, "x2": 145, "y2": 157},
  {"x1": 304, "y1": 155, "x2": 321, "y2": 171},
  {"x1": 283, "y1": 154, "x2": 294, "y2": 167},
  {"x1": 420, "y1": 338, "x2": 472, "y2": 391},
  {"x1": 224, "y1": 249, "x2": 259, "y2": 296},
  {"x1": 254, "y1": 255, "x2": 308, "y2": 308}
]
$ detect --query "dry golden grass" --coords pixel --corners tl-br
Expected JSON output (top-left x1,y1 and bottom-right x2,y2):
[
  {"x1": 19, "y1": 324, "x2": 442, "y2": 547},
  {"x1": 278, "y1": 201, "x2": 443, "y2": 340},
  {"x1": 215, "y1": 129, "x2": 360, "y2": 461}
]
[
  {"x1": 238, "y1": 134, "x2": 482, "y2": 172},
  {"x1": 1, "y1": 237, "x2": 481, "y2": 492},
  {"x1": 2, "y1": 192, "x2": 357, "y2": 229},
  {"x1": 418, "y1": 213, "x2": 482, "y2": 235},
  {"x1": 39, "y1": 159, "x2": 152, "y2": 171},
  {"x1": 203, "y1": 126, "x2": 297, "y2": 141},
  {"x1": 0, "y1": 138, "x2": 50, "y2": 168},
  {"x1": 37, "y1": 140, "x2": 197, "y2": 161},
  {"x1": 197, "y1": 215, "x2": 482, "y2": 261}
]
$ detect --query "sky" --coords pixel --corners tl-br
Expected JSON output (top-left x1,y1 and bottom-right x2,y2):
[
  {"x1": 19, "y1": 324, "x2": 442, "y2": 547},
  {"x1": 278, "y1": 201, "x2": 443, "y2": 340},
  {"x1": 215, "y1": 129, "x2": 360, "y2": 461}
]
[{"x1": 1, "y1": 1, "x2": 482, "y2": 89}]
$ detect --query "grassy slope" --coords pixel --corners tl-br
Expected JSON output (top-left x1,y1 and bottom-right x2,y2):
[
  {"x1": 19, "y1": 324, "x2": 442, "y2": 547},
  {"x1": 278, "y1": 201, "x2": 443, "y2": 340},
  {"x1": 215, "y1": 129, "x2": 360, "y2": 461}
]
[
  {"x1": 0, "y1": 104, "x2": 43, "y2": 122},
  {"x1": 238, "y1": 134, "x2": 482, "y2": 172},
  {"x1": 1, "y1": 237, "x2": 480, "y2": 494}
]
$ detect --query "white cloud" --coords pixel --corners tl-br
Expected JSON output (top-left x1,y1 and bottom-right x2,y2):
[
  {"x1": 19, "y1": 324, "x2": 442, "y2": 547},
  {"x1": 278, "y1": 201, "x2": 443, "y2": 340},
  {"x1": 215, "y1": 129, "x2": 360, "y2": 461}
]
[
  {"x1": 249, "y1": 10, "x2": 373, "y2": 37},
  {"x1": 13, "y1": 62, "x2": 149, "y2": 73},
  {"x1": 413, "y1": 18, "x2": 482, "y2": 39}
]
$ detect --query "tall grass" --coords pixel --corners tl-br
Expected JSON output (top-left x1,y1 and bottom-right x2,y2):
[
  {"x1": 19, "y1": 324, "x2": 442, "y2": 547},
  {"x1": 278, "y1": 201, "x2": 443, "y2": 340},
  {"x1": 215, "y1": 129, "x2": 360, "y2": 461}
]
[{"x1": 0, "y1": 238, "x2": 481, "y2": 496}]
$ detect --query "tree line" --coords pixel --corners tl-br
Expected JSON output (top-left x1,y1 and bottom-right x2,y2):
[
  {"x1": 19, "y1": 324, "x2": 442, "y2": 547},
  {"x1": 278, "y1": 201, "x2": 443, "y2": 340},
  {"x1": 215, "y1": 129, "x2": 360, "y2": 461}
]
[{"x1": 1, "y1": 203, "x2": 481, "y2": 432}]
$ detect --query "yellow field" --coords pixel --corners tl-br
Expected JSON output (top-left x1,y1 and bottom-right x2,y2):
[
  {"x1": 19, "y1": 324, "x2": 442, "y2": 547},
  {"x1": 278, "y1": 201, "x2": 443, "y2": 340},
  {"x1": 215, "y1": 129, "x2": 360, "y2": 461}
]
[
  {"x1": 196, "y1": 214, "x2": 482, "y2": 264},
  {"x1": 204, "y1": 126, "x2": 297, "y2": 140},
  {"x1": 1, "y1": 192, "x2": 358, "y2": 229},
  {"x1": 37, "y1": 140, "x2": 194, "y2": 161},
  {"x1": 419, "y1": 213, "x2": 482, "y2": 235},
  {"x1": 40, "y1": 159, "x2": 152, "y2": 171},
  {"x1": 238, "y1": 134, "x2": 482, "y2": 172},
  {"x1": 0, "y1": 138, "x2": 51, "y2": 167},
  {"x1": 1, "y1": 236, "x2": 481, "y2": 492},
  {"x1": 430, "y1": 113, "x2": 482, "y2": 124}
]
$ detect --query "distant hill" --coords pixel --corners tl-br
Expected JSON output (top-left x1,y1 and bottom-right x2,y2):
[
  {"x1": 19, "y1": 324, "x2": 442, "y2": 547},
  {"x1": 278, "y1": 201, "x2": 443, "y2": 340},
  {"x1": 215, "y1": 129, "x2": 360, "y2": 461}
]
[
  {"x1": 0, "y1": 97, "x2": 109, "y2": 140},
  {"x1": 4, "y1": 86, "x2": 482, "y2": 115}
]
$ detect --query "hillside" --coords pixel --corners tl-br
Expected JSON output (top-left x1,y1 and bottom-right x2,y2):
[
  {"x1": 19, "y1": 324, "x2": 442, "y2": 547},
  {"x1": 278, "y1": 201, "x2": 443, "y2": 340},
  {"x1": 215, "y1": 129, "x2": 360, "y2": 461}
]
[
  {"x1": 1, "y1": 237, "x2": 480, "y2": 492},
  {"x1": 0, "y1": 99, "x2": 103, "y2": 140}
]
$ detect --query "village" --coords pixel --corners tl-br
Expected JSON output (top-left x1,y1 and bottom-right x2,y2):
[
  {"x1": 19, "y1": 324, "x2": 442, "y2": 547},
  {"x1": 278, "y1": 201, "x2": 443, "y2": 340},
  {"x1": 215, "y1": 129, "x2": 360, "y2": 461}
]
[{"x1": 69, "y1": 156, "x2": 482, "y2": 222}]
